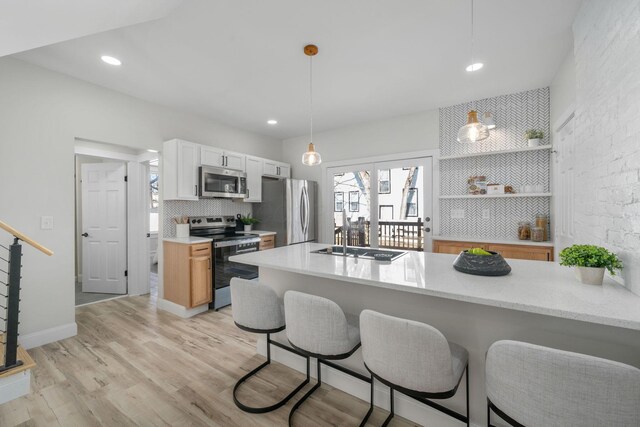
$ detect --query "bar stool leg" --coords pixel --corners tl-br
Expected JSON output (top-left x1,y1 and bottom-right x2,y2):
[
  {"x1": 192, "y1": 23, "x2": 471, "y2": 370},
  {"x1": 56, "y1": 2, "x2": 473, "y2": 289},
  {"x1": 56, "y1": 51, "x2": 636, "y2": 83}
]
[
  {"x1": 289, "y1": 358, "x2": 323, "y2": 427},
  {"x1": 382, "y1": 388, "x2": 394, "y2": 427},
  {"x1": 359, "y1": 376, "x2": 374, "y2": 427},
  {"x1": 233, "y1": 333, "x2": 311, "y2": 414},
  {"x1": 487, "y1": 399, "x2": 491, "y2": 427}
]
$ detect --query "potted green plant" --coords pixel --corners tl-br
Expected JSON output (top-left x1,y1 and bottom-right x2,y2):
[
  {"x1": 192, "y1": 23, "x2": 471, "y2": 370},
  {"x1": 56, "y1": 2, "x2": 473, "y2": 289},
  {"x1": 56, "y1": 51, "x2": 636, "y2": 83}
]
[
  {"x1": 559, "y1": 244, "x2": 623, "y2": 285},
  {"x1": 525, "y1": 129, "x2": 544, "y2": 147},
  {"x1": 240, "y1": 214, "x2": 259, "y2": 232}
]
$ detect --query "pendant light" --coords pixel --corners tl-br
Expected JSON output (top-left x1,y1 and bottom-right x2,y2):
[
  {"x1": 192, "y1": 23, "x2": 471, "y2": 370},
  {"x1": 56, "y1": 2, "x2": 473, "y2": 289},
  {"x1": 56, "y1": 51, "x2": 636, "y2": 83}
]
[
  {"x1": 457, "y1": 110, "x2": 489, "y2": 143},
  {"x1": 458, "y1": 0, "x2": 489, "y2": 143},
  {"x1": 302, "y1": 44, "x2": 322, "y2": 166}
]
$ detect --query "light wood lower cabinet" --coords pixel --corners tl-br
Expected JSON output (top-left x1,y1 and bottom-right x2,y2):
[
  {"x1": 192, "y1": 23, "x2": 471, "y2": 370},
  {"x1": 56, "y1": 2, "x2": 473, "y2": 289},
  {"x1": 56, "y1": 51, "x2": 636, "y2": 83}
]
[
  {"x1": 259, "y1": 234, "x2": 276, "y2": 250},
  {"x1": 163, "y1": 241, "x2": 212, "y2": 308},
  {"x1": 433, "y1": 240, "x2": 554, "y2": 262}
]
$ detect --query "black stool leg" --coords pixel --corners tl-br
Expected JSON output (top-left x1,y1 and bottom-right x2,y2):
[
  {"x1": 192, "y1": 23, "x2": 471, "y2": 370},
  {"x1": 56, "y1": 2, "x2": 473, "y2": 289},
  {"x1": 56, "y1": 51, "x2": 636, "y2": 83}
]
[
  {"x1": 289, "y1": 358, "x2": 323, "y2": 426},
  {"x1": 382, "y1": 388, "x2": 394, "y2": 427},
  {"x1": 359, "y1": 376, "x2": 375, "y2": 427},
  {"x1": 233, "y1": 333, "x2": 310, "y2": 414}
]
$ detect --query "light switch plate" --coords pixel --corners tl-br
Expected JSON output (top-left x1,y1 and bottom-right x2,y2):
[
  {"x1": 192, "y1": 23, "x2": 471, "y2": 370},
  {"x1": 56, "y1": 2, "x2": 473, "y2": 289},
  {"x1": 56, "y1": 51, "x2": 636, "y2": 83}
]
[
  {"x1": 41, "y1": 216, "x2": 54, "y2": 230},
  {"x1": 451, "y1": 209, "x2": 465, "y2": 219}
]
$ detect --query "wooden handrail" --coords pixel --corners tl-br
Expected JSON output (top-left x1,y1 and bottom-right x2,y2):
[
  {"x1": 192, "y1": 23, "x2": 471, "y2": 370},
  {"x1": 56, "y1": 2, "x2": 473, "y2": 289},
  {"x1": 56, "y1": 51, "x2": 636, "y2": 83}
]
[{"x1": 0, "y1": 220, "x2": 54, "y2": 256}]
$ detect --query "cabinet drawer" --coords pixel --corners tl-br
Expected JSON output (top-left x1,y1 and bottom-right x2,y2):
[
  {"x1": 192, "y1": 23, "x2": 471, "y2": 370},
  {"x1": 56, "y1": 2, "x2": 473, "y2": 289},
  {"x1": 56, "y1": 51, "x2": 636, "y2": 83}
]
[
  {"x1": 190, "y1": 243, "x2": 211, "y2": 256},
  {"x1": 260, "y1": 235, "x2": 275, "y2": 250},
  {"x1": 486, "y1": 244, "x2": 554, "y2": 262},
  {"x1": 433, "y1": 240, "x2": 485, "y2": 255}
]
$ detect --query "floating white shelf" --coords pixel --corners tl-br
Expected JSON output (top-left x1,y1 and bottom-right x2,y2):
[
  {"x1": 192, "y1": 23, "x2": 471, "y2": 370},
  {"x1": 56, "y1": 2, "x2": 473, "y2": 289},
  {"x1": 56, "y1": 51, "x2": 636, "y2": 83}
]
[
  {"x1": 439, "y1": 145, "x2": 552, "y2": 160},
  {"x1": 439, "y1": 193, "x2": 552, "y2": 199}
]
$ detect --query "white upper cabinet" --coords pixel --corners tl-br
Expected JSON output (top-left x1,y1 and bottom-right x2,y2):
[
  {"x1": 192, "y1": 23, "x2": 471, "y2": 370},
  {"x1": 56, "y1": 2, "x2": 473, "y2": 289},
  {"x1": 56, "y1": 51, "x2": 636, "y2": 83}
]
[
  {"x1": 200, "y1": 146, "x2": 224, "y2": 167},
  {"x1": 244, "y1": 156, "x2": 263, "y2": 203},
  {"x1": 163, "y1": 139, "x2": 199, "y2": 200},
  {"x1": 263, "y1": 160, "x2": 290, "y2": 178},
  {"x1": 200, "y1": 146, "x2": 245, "y2": 171}
]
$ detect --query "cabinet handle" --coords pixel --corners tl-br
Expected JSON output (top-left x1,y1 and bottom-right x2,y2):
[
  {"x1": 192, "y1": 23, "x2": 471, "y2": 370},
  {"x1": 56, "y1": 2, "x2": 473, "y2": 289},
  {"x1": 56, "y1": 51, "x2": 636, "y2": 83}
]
[
  {"x1": 195, "y1": 185, "x2": 198, "y2": 196},
  {"x1": 209, "y1": 257, "x2": 212, "y2": 270}
]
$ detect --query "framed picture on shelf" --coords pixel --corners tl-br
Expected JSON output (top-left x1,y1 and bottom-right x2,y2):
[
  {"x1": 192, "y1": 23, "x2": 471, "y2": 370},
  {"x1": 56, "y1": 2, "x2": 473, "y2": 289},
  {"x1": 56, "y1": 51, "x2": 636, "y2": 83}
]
[
  {"x1": 379, "y1": 169, "x2": 391, "y2": 194},
  {"x1": 334, "y1": 192, "x2": 344, "y2": 212},
  {"x1": 406, "y1": 188, "x2": 418, "y2": 217},
  {"x1": 349, "y1": 191, "x2": 360, "y2": 212}
]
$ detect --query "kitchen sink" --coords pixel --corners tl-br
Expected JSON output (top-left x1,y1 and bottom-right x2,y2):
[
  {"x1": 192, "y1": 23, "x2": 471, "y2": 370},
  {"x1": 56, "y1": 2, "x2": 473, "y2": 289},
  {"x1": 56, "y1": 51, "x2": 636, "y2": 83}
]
[{"x1": 312, "y1": 246, "x2": 407, "y2": 261}]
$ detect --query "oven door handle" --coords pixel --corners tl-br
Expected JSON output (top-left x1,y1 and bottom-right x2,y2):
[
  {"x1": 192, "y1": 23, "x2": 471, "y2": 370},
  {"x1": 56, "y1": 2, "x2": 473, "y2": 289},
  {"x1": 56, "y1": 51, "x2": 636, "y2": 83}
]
[{"x1": 235, "y1": 248, "x2": 258, "y2": 254}]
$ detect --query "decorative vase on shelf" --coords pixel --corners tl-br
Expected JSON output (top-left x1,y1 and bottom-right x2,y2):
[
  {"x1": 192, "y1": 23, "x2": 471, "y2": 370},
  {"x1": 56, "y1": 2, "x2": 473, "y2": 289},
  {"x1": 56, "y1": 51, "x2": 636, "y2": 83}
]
[
  {"x1": 574, "y1": 266, "x2": 605, "y2": 286},
  {"x1": 528, "y1": 138, "x2": 541, "y2": 147},
  {"x1": 244, "y1": 224, "x2": 252, "y2": 232}
]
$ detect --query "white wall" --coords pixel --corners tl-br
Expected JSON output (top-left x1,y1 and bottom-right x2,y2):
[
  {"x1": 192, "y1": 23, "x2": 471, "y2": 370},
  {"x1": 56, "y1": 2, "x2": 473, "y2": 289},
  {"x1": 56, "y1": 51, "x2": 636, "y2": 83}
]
[
  {"x1": 550, "y1": 48, "x2": 576, "y2": 127},
  {"x1": 0, "y1": 57, "x2": 280, "y2": 345},
  {"x1": 571, "y1": 0, "x2": 640, "y2": 295},
  {"x1": 282, "y1": 110, "x2": 439, "y2": 183}
]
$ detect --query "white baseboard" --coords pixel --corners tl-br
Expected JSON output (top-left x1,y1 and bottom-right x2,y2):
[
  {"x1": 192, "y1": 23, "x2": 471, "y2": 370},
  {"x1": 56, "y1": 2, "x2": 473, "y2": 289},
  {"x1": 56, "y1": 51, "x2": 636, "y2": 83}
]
[
  {"x1": 259, "y1": 340, "x2": 478, "y2": 427},
  {"x1": 157, "y1": 298, "x2": 208, "y2": 318},
  {"x1": 18, "y1": 322, "x2": 78, "y2": 349},
  {"x1": 0, "y1": 370, "x2": 31, "y2": 405}
]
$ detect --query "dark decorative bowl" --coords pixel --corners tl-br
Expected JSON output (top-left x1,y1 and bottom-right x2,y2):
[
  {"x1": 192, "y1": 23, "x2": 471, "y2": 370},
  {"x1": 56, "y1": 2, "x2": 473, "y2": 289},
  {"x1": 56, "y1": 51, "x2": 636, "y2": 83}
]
[{"x1": 453, "y1": 250, "x2": 511, "y2": 276}]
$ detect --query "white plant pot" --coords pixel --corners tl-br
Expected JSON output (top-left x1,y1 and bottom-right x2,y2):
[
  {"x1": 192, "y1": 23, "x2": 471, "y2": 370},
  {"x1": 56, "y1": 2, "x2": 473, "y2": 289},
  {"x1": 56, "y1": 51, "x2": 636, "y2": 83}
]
[
  {"x1": 574, "y1": 266, "x2": 605, "y2": 285},
  {"x1": 528, "y1": 138, "x2": 541, "y2": 147},
  {"x1": 244, "y1": 224, "x2": 252, "y2": 232}
]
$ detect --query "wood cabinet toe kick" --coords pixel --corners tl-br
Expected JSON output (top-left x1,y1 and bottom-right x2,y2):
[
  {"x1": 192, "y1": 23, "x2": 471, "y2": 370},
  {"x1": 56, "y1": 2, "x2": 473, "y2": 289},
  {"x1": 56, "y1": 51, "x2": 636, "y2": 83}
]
[{"x1": 433, "y1": 239, "x2": 554, "y2": 261}]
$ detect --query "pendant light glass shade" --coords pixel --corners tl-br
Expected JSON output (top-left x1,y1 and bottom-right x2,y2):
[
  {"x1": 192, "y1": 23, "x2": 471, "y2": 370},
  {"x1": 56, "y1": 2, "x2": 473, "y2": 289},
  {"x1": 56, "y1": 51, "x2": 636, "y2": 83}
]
[
  {"x1": 457, "y1": 110, "x2": 489, "y2": 143},
  {"x1": 482, "y1": 111, "x2": 496, "y2": 129},
  {"x1": 302, "y1": 143, "x2": 322, "y2": 166}
]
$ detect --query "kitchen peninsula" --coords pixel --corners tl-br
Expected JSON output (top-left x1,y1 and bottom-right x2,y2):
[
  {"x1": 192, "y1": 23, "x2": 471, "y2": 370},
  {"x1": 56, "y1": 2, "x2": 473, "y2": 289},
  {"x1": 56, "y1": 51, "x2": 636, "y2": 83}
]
[{"x1": 231, "y1": 243, "x2": 640, "y2": 426}]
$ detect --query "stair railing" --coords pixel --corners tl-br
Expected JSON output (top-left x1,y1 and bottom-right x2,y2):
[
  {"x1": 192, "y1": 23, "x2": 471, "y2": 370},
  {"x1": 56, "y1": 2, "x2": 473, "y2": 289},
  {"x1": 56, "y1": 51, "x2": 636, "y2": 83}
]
[{"x1": 0, "y1": 220, "x2": 53, "y2": 373}]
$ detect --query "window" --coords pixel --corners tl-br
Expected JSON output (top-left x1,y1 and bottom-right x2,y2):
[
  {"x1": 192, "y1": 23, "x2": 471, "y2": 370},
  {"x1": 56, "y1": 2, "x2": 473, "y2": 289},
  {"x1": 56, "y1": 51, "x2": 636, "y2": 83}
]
[
  {"x1": 334, "y1": 192, "x2": 344, "y2": 212},
  {"x1": 379, "y1": 205, "x2": 394, "y2": 220},
  {"x1": 378, "y1": 169, "x2": 391, "y2": 194},
  {"x1": 406, "y1": 187, "x2": 418, "y2": 217},
  {"x1": 349, "y1": 191, "x2": 360, "y2": 212}
]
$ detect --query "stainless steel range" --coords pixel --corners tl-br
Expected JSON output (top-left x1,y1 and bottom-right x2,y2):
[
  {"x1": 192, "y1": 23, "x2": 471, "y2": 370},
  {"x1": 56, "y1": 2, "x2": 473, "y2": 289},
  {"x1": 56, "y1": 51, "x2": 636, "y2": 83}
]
[{"x1": 189, "y1": 216, "x2": 261, "y2": 310}]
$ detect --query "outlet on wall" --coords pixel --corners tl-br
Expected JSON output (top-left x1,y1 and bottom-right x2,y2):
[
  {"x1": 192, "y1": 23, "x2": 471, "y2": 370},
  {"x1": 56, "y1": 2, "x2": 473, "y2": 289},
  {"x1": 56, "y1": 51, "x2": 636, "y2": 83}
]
[
  {"x1": 41, "y1": 216, "x2": 54, "y2": 230},
  {"x1": 482, "y1": 209, "x2": 491, "y2": 219},
  {"x1": 451, "y1": 209, "x2": 465, "y2": 219}
]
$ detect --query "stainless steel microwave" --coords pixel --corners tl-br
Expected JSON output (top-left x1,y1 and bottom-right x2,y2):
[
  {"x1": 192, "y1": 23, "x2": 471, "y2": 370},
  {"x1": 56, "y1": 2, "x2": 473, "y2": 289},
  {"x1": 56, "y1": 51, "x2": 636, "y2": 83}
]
[{"x1": 199, "y1": 166, "x2": 247, "y2": 199}]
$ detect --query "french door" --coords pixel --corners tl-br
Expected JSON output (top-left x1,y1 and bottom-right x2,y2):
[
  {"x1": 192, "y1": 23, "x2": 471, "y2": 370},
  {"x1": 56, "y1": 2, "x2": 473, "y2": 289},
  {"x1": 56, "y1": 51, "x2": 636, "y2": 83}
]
[{"x1": 327, "y1": 157, "x2": 433, "y2": 252}]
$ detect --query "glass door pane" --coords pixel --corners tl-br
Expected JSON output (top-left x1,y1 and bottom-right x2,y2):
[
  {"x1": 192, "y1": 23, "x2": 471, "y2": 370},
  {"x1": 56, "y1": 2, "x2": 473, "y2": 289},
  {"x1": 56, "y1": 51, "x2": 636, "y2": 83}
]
[
  {"x1": 374, "y1": 158, "x2": 432, "y2": 252},
  {"x1": 331, "y1": 168, "x2": 371, "y2": 248}
]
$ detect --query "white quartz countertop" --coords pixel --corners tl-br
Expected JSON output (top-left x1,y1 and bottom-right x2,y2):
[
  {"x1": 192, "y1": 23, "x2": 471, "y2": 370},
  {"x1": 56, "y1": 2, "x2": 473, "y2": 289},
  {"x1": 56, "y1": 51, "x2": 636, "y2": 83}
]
[
  {"x1": 163, "y1": 237, "x2": 213, "y2": 244},
  {"x1": 237, "y1": 230, "x2": 277, "y2": 237},
  {"x1": 433, "y1": 235, "x2": 554, "y2": 247},
  {"x1": 230, "y1": 243, "x2": 640, "y2": 331}
]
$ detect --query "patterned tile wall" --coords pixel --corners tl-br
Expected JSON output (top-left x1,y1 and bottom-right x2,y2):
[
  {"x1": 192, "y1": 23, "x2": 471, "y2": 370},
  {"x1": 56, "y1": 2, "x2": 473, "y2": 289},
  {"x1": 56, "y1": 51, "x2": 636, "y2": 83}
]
[
  {"x1": 163, "y1": 199, "x2": 252, "y2": 237},
  {"x1": 439, "y1": 87, "x2": 551, "y2": 240}
]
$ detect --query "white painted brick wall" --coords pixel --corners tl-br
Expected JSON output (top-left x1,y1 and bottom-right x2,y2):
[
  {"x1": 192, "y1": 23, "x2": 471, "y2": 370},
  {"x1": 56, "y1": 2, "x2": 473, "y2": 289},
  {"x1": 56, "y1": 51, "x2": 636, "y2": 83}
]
[{"x1": 573, "y1": 0, "x2": 640, "y2": 295}]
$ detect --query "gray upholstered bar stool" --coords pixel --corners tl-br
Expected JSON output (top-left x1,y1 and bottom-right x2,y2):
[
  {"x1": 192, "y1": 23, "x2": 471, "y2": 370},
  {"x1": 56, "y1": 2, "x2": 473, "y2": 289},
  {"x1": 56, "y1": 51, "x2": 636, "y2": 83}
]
[
  {"x1": 284, "y1": 291, "x2": 371, "y2": 426},
  {"x1": 359, "y1": 310, "x2": 470, "y2": 427},
  {"x1": 486, "y1": 340, "x2": 640, "y2": 427},
  {"x1": 229, "y1": 278, "x2": 310, "y2": 414}
]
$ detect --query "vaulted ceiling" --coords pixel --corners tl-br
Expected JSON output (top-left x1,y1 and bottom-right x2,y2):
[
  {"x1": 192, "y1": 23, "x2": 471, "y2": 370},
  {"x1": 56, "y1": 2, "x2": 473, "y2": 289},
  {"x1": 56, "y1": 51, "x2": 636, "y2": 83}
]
[{"x1": 13, "y1": 0, "x2": 582, "y2": 139}]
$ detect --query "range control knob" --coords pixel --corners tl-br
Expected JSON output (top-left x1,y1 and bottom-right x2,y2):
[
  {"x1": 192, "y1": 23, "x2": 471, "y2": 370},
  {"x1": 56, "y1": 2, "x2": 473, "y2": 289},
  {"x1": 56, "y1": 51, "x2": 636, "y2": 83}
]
[
  {"x1": 191, "y1": 219, "x2": 196, "y2": 224},
  {"x1": 197, "y1": 219, "x2": 202, "y2": 224}
]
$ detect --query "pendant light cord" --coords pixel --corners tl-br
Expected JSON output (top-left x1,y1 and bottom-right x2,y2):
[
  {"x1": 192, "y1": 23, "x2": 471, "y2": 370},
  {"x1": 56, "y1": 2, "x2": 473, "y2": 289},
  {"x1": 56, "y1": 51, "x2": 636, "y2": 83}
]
[
  {"x1": 470, "y1": 0, "x2": 475, "y2": 64},
  {"x1": 309, "y1": 55, "x2": 313, "y2": 144}
]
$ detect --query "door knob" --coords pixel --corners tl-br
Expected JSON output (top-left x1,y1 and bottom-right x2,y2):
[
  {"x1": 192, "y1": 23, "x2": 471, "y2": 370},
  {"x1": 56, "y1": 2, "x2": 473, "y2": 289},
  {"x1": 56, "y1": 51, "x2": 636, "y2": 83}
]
[
  {"x1": 424, "y1": 227, "x2": 431, "y2": 233},
  {"x1": 425, "y1": 217, "x2": 431, "y2": 222},
  {"x1": 82, "y1": 233, "x2": 89, "y2": 237}
]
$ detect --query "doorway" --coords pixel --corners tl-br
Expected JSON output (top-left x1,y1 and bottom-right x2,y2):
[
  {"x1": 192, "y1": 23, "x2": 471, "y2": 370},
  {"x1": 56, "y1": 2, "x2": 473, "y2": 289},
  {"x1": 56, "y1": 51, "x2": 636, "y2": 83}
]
[
  {"x1": 74, "y1": 141, "x2": 157, "y2": 306},
  {"x1": 327, "y1": 156, "x2": 433, "y2": 251}
]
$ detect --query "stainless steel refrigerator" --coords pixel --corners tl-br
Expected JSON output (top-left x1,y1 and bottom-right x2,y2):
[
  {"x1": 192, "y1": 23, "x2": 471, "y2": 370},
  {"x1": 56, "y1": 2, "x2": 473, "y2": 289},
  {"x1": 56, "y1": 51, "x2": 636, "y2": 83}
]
[{"x1": 253, "y1": 178, "x2": 317, "y2": 247}]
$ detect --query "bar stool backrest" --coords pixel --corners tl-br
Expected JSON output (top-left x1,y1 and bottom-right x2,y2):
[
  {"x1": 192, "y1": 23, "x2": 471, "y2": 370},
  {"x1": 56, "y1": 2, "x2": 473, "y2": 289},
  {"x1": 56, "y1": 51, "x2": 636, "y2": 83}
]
[
  {"x1": 360, "y1": 310, "x2": 456, "y2": 393},
  {"x1": 486, "y1": 340, "x2": 640, "y2": 427},
  {"x1": 230, "y1": 278, "x2": 284, "y2": 331},
  {"x1": 284, "y1": 291, "x2": 351, "y2": 356}
]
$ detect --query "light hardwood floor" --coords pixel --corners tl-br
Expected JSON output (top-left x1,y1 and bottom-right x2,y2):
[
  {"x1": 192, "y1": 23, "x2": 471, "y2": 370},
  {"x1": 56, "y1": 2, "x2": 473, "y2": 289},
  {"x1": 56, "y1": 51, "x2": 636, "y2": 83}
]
[{"x1": 0, "y1": 293, "x2": 418, "y2": 426}]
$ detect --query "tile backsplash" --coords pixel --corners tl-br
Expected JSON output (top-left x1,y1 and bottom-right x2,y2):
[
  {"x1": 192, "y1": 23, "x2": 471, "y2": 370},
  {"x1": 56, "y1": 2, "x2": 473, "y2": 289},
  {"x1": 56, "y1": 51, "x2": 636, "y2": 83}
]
[{"x1": 162, "y1": 199, "x2": 252, "y2": 237}]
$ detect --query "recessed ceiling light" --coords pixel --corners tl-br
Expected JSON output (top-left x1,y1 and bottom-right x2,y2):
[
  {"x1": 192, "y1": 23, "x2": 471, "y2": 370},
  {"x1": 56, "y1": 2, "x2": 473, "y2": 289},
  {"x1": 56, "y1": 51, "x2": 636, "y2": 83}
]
[
  {"x1": 465, "y1": 62, "x2": 483, "y2": 72},
  {"x1": 267, "y1": 119, "x2": 278, "y2": 125},
  {"x1": 101, "y1": 55, "x2": 122, "y2": 66},
  {"x1": 147, "y1": 149, "x2": 159, "y2": 153}
]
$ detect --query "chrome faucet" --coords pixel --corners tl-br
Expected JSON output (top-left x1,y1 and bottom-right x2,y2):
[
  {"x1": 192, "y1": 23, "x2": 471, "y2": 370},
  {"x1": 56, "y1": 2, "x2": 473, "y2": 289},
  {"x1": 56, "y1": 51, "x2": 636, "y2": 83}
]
[{"x1": 342, "y1": 209, "x2": 349, "y2": 256}]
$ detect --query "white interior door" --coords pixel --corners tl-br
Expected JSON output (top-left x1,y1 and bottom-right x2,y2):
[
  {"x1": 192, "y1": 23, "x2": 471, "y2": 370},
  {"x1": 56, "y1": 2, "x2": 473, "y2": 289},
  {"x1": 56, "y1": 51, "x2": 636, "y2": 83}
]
[
  {"x1": 81, "y1": 163, "x2": 127, "y2": 294},
  {"x1": 127, "y1": 161, "x2": 150, "y2": 296},
  {"x1": 554, "y1": 113, "x2": 576, "y2": 251}
]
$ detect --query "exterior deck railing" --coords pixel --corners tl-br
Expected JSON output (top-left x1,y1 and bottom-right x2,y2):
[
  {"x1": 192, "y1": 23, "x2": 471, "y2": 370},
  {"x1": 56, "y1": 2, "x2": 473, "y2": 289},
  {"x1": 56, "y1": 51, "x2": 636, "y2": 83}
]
[{"x1": 334, "y1": 219, "x2": 424, "y2": 251}]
